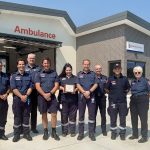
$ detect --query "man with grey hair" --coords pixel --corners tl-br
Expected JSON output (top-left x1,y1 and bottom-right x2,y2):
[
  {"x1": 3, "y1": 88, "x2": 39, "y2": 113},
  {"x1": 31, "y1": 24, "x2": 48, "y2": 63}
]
[
  {"x1": 0, "y1": 61, "x2": 10, "y2": 140},
  {"x1": 25, "y1": 53, "x2": 41, "y2": 133},
  {"x1": 129, "y1": 66, "x2": 150, "y2": 143}
]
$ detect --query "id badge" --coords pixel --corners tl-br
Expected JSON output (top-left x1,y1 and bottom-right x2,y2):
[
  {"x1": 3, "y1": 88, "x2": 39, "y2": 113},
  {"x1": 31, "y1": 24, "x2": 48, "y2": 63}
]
[{"x1": 91, "y1": 97, "x2": 95, "y2": 103}]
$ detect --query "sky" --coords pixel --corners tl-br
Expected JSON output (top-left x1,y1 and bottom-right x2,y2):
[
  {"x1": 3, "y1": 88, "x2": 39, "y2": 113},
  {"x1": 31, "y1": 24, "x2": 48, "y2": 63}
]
[{"x1": 2, "y1": 0, "x2": 150, "y2": 27}]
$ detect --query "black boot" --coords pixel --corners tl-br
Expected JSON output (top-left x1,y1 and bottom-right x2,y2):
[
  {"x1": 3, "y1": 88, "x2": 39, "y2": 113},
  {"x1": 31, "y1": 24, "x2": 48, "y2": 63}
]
[
  {"x1": 77, "y1": 134, "x2": 84, "y2": 140},
  {"x1": 12, "y1": 135, "x2": 20, "y2": 142},
  {"x1": 111, "y1": 132, "x2": 117, "y2": 140},
  {"x1": 0, "y1": 134, "x2": 8, "y2": 140},
  {"x1": 51, "y1": 128, "x2": 60, "y2": 141},
  {"x1": 102, "y1": 130, "x2": 107, "y2": 136},
  {"x1": 120, "y1": 134, "x2": 126, "y2": 141},
  {"x1": 89, "y1": 134, "x2": 96, "y2": 141},
  {"x1": 31, "y1": 128, "x2": 39, "y2": 134},
  {"x1": 129, "y1": 135, "x2": 138, "y2": 140},
  {"x1": 23, "y1": 133, "x2": 32, "y2": 141},
  {"x1": 43, "y1": 128, "x2": 49, "y2": 140},
  {"x1": 138, "y1": 137, "x2": 148, "y2": 143}
]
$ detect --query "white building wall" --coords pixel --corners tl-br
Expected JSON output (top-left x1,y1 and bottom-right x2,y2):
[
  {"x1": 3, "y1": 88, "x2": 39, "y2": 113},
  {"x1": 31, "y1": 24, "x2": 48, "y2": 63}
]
[{"x1": 0, "y1": 11, "x2": 76, "y2": 74}]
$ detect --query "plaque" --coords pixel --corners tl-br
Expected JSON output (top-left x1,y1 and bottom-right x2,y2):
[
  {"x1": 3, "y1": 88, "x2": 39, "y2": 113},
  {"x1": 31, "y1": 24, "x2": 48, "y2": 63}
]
[{"x1": 64, "y1": 84, "x2": 75, "y2": 93}]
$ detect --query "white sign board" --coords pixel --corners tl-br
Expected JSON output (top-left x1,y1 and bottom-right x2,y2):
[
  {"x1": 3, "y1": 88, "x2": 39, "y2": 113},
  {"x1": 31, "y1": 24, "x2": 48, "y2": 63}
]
[
  {"x1": 126, "y1": 41, "x2": 144, "y2": 53},
  {"x1": 0, "y1": 12, "x2": 72, "y2": 42}
]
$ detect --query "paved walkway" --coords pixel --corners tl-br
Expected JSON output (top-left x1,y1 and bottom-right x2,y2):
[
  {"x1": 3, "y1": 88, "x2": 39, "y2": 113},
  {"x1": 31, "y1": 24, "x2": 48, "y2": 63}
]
[{"x1": 0, "y1": 94, "x2": 150, "y2": 150}]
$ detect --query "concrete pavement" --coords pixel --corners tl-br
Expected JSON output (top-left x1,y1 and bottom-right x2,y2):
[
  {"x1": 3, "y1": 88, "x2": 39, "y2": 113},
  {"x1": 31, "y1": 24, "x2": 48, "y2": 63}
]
[{"x1": 0, "y1": 94, "x2": 150, "y2": 150}]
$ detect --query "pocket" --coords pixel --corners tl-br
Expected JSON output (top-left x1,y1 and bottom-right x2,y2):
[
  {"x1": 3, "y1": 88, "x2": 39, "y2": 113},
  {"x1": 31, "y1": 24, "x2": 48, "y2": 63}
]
[
  {"x1": 24, "y1": 79, "x2": 30, "y2": 86},
  {"x1": 15, "y1": 80, "x2": 22, "y2": 87}
]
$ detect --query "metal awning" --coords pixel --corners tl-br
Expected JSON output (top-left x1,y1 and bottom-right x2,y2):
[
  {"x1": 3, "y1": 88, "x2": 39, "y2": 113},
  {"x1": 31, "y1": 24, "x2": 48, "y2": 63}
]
[{"x1": 0, "y1": 33, "x2": 62, "y2": 55}]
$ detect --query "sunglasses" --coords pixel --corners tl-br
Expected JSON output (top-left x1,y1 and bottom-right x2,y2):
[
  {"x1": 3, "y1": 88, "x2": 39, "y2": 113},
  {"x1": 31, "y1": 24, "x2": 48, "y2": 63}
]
[{"x1": 134, "y1": 72, "x2": 141, "y2": 75}]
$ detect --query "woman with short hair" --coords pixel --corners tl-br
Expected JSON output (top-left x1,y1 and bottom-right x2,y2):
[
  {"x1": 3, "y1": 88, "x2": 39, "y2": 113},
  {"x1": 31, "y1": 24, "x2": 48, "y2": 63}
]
[{"x1": 129, "y1": 66, "x2": 150, "y2": 143}]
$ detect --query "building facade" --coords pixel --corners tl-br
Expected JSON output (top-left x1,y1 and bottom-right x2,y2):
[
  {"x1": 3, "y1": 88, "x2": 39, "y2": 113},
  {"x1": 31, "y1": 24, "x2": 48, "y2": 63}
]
[{"x1": 0, "y1": 1, "x2": 150, "y2": 78}]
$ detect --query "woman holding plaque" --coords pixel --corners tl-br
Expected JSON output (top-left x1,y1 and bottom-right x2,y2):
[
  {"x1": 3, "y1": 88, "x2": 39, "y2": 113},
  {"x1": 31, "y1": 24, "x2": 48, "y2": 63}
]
[{"x1": 58, "y1": 63, "x2": 78, "y2": 137}]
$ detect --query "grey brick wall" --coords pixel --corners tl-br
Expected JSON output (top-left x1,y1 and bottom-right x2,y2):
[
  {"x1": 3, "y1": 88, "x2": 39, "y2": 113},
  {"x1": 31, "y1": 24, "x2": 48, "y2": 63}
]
[{"x1": 76, "y1": 25, "x2": 126, "y2": 76}]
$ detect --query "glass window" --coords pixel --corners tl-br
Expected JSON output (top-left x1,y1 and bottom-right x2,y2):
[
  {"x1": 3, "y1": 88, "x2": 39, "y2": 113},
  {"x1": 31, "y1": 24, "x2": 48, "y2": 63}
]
[{"x1": 127, "y1": 61, "x2": 145, "y2": 79}]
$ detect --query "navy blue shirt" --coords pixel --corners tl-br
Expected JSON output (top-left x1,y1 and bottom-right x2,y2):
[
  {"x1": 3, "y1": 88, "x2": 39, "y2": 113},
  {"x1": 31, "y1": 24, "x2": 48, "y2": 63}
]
[
  {"x1": 77, "y1": 71, "x2": 98, "y2": 91},
  {"x1": 10, "y1": 71, "x2": 33, "y2": 95},
  {"x1": 95, "y1": 74, "x2": 107, "y2": 97},
  {"x1": 35, "y1": 69, "x2": 59, "y2": 93},
  {"x1": 131, "y1": 77, "x2": 150, "y2": 96},
  {"x1": 25, "y1": 64, "x2": 41, "y2": 83},
  {"x1": 59, "y1": 75, "x2": 78, "y2": 103},
  {"x1": 105, "y1": 74, "x2": 130, "y2": 103},
  {"x1": 0, "y1": 72, "x2": 10, "y2": 95}
]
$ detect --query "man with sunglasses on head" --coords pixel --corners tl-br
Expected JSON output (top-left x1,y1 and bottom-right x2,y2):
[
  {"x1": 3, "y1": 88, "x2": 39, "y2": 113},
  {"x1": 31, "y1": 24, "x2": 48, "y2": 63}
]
[
  {"x1": 129, "y1": 66, "x2": 150, "y2": 143},
  {"x1": 105, "y1": 63, "x2": 130, "y2": 141}
]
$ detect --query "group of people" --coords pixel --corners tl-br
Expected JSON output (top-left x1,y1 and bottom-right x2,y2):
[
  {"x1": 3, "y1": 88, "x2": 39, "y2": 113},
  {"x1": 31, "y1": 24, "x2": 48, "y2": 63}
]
[{"x1": 0, "y1": 53, "x2": 149, "y2": 144}]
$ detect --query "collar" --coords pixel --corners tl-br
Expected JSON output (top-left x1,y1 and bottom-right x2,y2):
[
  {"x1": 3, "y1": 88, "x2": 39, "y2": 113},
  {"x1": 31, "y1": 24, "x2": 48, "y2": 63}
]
[
  {"x1": 42, "y1": 69, "x2": 52, "y2": 73},
  {"x1": 81, "y1": 70, "x2": 91, "y2": 74},
  {"x1": 114, "y1": 73, "x2": 123, "y2": 79},
  {"x1": 66, "y1": 75, "x2": 73, "y2": 79},
  {"x1": 133, "y1": 77, "x2": 143, "y2": 82},
  {"x1": 26, "y1": 64, "x2": 37, "y2": 69},
  {"x1": 16, "y1": 71, "x2": 25, "y2": 76},
  {"x1": 97, "y1": 74, "x2": 103, "y2": 79}
]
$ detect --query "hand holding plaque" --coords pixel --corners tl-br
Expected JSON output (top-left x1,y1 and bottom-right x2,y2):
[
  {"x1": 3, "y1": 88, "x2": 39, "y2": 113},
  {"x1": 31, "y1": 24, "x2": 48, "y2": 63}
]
[{"x1": 64, "y1": 84, "x2": 75, "y2": 93}]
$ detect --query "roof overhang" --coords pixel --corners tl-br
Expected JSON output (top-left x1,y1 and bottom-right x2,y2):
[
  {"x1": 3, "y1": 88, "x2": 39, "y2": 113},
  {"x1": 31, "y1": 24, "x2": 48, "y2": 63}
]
[
  {"x1": 0, "y1": 1, "x2": 76, "y2": 36},
  {"x1": 76, "y1": 11, "x2": 150, "y2": 37},
  {"x1": 76, "y1": 19, "x2": 150, "y2": 37}
]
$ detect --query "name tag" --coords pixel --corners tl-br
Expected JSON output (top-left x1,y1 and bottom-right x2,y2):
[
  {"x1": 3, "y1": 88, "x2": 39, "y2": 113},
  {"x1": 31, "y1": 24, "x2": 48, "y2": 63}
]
[
  {"x1": 101, "y1": 79, "x2": 106, "y2": 83},
  {"x1": 33, "y1": 69, "x2": 37, "y2": 72},
  {"x1": 15, "y1": 77, "x2": 21, "y2": 80},
  {"x1": 62, "y1": 77, "x2": 66, "y2": 80},
  {"x1": 79, "y1": 75, "x2": 84, "y2": 78},
  {"x1": 25, "y1": 68, "x2": 30, "y2": 72},
  {"x1": 111, "y1": 81, "x2": 116, "y2": 85},
  {"x1": 40, "y1": 73, "x2": 45, "y2": 77},
  {"x1": 132, "y1": 82, "x2": 136, "y2": 85}
]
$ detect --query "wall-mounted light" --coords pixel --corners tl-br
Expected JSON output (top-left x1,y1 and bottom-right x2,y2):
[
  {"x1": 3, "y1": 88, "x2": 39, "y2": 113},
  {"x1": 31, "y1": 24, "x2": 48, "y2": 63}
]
[
  {"x1": 3, "y1": 45, "x2": 16, "y2": 49},
  {"x1": 0, "y1": 38, "x2": 6, "y2": 44},
  {"x1": 0, "y1": 50, "x2": 7, "y2": 53}
]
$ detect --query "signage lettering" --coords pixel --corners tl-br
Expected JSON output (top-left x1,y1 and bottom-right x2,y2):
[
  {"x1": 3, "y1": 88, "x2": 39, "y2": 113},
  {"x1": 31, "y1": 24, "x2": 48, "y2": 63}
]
[{"x1": 14, "y1": 25, "x2": 56, "y2": 39}]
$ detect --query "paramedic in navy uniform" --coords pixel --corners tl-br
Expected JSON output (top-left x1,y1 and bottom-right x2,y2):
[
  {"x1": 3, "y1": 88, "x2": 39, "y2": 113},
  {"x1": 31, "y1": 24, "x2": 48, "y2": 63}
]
[
  {"x1": 58, "y1": 63, "x2": 78, "y2": 137},
  {"x1": 35, "y1": 57, "x2": 60, "y2": 141},
  {"x1": 105, "y1": 63, "x2": 130, "y2": 140},
  {"x1": 129, "y1": 66, "x2": 150, "y2": 143},
  {"x1": 25, "y1": 53, "x2": 41, "y2": 133},
  {"x1": 0, "y1": 61, "x2": 10, "y2": 140},
  {"x1": 94, "y1": 64, "x2": 107, "y2": 136},
  {"x1": 77, "y1": 59, "x2": 98, "y2": 141},
  {"x1": 10, "y1": 58, "x2": 33, "y2": 142}
]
